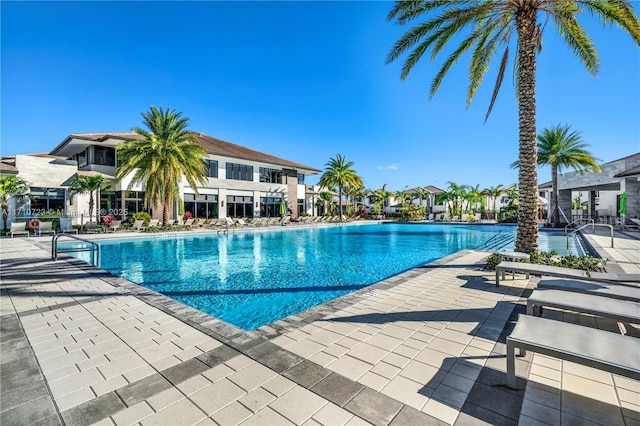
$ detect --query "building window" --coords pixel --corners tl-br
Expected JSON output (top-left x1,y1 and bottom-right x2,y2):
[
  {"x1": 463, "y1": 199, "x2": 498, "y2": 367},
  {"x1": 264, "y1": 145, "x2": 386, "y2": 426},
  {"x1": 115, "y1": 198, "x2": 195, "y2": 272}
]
[
  {"x1": 100, "y1": 190, "x2": 122, "y2": 219},
  {"x1": 259, "y1": 167, "x2": 282, "y2": 184},
  {"x1": 184, "y1": 193, "x2": 219, "y2": 219},
  {"x1": 93, "y1": 146, "x2": 116, "y2": 166},
  {"x1": 227, "y1": 195, "x2": 254, "y2": 218},
  {"x1": 30, "y1": 187, "x2": 65, "y2": 214},
  {"x1": 260, "y1": 197, "x2": 283, "y2": 218},
  {"x1": 297, "y1": 199, "x2": 305, "y2": 217},
  {"x1": 226, "y1": 162, "x2": 253, "y2": 181},
  {"x1": 297, "y1": 174, "x2": 305, "y2": 184},
  {"x1": 124, "y1": 191, "x2": 147, "y2": 218},
  {"x1": 75, "y1": 149, "x2": 87, "y2": 168},
  {"x1": 203, "y1": 160, "x2": 218, "y2": 178}
]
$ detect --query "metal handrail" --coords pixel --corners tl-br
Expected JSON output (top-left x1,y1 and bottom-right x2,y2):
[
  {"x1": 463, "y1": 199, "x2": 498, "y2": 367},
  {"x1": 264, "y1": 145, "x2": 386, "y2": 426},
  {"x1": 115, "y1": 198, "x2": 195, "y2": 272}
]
[
  {"x1": 567, "y1": 223, "x2": 614, "y2": 249},
  {"x1": 52, "y1": 233, "x2": 100, "y2": 266},
  {"x1": 564, "y1": 218, "x2": 594, "y2": 234},
  {"x1": 478, "y1": 230, "x2": 504, "y2": 249}
]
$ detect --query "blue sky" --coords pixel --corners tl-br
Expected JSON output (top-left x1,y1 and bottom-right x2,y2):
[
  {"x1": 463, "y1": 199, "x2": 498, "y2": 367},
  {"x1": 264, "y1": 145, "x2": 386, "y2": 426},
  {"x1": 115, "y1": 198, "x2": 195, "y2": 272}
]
[{"x1": 2, "y1": 1, "x2": 639, "y2": 192}]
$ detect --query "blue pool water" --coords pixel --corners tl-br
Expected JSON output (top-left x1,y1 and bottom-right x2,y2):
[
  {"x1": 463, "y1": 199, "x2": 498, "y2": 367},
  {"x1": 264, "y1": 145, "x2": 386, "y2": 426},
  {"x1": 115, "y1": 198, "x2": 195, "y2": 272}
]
[{"x1": 67, "y1": 223, "x2": 587, "y2": 330}]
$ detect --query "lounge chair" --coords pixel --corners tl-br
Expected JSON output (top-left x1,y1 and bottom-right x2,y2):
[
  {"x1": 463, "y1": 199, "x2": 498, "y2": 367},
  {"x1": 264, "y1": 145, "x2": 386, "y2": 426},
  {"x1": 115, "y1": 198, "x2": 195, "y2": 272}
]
[
  {"x1": 131, "y1": 220, "x2": 145, "y2": 231},
  {"x1": 538, "y1": 277, "x2": 640, "y2": 302},
  {"x1": 506, "y1": 315, "x2": 640, "y2": 389},
  {"x1": 37, "y1": 221, "x2": 56, "y2": 237},
  {"x1": 527, "y1": 288, "x2": 640, "y2": 324},
  {"x1": 494, "y1": 261, "x2": 640, "y2": 286},
  {"x1": 628, "y1": 218, "x2": 640, "y2": 231},
  {"x1": 10, "y1": 222, "x2": 29, "y2": 238},
  {"x1": 107, "y1": 220, "x2": 122, "y2": 232},
  {"x1": 183, "y1": 218, "x2": 195, "y2": 229},
  {"x1": 83, "y1": 222, "x2": 103, "y2": 234},
  {"x1": 427, "y1": 213, "x2": 434, "y2": 221},
  {"x1": 460, "y1": 214, "x2": 468, "y2": 222},
  {"x1": 143, "y1": 219, "x2": 159, "y2": 231},
  {"x1": 442, "y1": 214, "x2": 450, "y2": 222},
  {"x1": 58, "y1": 217, "x2": 78, "y2": 234}
]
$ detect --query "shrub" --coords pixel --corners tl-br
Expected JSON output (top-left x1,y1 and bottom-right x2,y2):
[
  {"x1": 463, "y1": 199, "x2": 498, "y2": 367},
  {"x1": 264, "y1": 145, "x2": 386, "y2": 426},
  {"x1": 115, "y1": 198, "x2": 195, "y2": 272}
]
[
  {"x1": 131, "y1": 211, "x2": 152, "y2": 225},
  {"x1": 183, "y1": 211, "x2": 193, "y2": 221},
  {"x1": 485, "y1": 250, "x2": 606, "y2": 272}
]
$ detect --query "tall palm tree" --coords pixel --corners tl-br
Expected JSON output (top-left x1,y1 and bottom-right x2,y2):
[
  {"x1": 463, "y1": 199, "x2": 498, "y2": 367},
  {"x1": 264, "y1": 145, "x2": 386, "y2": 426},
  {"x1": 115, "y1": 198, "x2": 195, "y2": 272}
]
[
  {"x1": 467, "y1": 184, "x2": 484, "y2": 214},
  {"x1": 69, "y1": 174, "x2": 113, "y2": 223},
  {"x1": 414, "y1": 187, "x2": 432, "y2": 211},
  {"x1": 512, "y1": 124, "x2": 601, "y2": 226},
  {"x1": 116, "y1": 106, "x2": 208, "y2": 225},
  {"x1": 483, "y1": 184, "x2": 505, "y2": 221},
  {"x1": 318, "y1": 154, "x2": 363, "y2": 221},
  {"x1": 387, "y1": 1, "x2": 640, "y2": 253},
  {"x1": 0, "y1": 176, "x2": 28, "y2": 231},
  {"x1": 318, "y1": 191, "x2": 334, "y2": 215}
]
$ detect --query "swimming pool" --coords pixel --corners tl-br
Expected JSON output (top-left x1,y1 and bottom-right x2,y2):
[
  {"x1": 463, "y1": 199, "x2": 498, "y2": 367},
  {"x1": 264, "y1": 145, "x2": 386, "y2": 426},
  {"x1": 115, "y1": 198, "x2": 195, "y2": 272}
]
[{"x1": 69, "y1": 223, "x2": 587, "y2": 330}]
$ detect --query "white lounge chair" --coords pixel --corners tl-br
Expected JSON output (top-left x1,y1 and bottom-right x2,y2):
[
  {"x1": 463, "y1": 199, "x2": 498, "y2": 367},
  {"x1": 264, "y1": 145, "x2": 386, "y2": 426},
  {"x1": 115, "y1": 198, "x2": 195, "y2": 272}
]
[
  {"x1": 37, "y1": 221, "x2": 56, "y2": 237},
  {"x1": 10, "y1": 222, "x2": 29, "y2": 238},
  {"x1": 506, "y1": 315, "x2": 640, "y2": 389},
  {"x1": 107, "y1": 220, "x2": 122, "y2": 232},
  {"x1": 131, "y1": 220, "x2": 145, "y2": 231},
  {"x1": 527, "y1": 288, "x2": 640, "y2": 324},
  {"x1": 58, "y1": 217, "x2": 78, "y2": 234},
  {"x1": 495, "y1": 261, "x2": 640, "y2": 286},
  {"x1": 144, "y1": 219, "x2": 159, "y2": 231},
  {"x1": 538, "y1": 277, "x2": 640, "y2": 302}
]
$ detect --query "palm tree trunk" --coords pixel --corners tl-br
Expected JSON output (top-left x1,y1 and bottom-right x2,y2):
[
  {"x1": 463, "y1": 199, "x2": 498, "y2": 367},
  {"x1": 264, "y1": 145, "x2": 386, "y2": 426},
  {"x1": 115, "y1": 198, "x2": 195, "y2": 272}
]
[
  {"x1": 515, "y1": 8, "x2": 539, "y2": 254},
  {"x1": 551, "y1": 164, "x2": 559, "y2": 226},
  {"x1": 338, "y1": 187, "x2": 343, "y2": 222},
  {"x1": 88, "y1": 192, "x2": 94, "y2": 223},
  {"x1": 2, "y1": 202, "x2": 8, "y2": 231},
  {"x1": 163, "y1": 205, "x2": 169, "y2": 226}
]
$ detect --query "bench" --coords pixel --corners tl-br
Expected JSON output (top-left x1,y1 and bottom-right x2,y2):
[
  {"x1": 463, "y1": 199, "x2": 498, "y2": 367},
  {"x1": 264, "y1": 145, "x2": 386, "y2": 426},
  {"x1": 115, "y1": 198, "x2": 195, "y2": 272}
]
[
  {"x1": 506, "y1": 315, "x2": 640, "y2": 389},
  {"x1": 538, "y1": 278, "x2": 640, "y2": 302},
  {"x1": 497, "y1": 251, "x2": 531, "y2": 281},
  {"x1": 527, "y1": 289, "x2": 640, "y2": 324},
  {"x1": 495, "y1": 261, "x2": 640, "y2": 287}
]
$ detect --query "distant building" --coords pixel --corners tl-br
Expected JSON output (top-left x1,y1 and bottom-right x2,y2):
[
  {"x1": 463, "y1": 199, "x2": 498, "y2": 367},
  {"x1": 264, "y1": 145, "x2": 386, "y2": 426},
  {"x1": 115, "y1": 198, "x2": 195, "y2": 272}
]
[
  {"x1": 1, "y1": 132, "x2": 321, "y2": 225},
  {"x1": 538, "y1": 152, "x2": 639, "y2": 226}
]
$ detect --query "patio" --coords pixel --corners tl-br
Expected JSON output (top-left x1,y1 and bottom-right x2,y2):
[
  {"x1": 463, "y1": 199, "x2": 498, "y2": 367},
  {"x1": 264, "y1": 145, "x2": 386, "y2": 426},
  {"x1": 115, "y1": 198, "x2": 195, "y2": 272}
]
[{"x1": 1, "y1": 228, "x2": 639, "y2": 426}]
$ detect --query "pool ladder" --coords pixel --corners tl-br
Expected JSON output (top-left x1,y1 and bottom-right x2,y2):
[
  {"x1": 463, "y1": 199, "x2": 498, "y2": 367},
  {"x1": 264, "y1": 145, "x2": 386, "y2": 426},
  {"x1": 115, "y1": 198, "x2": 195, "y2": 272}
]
[
  {"x1": 477, "y1": 230, "x2": 516, "y2": 252},
  {"x1": 52, "y1": 233, "x2": 100, "y2": 266}
]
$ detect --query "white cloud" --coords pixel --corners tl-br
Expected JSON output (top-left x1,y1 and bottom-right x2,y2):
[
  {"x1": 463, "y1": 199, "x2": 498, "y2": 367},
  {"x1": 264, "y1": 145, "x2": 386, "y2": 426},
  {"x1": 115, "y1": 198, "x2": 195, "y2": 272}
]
[{"x1": 377, "y1": 163, "x2": 399, "y2": 171}]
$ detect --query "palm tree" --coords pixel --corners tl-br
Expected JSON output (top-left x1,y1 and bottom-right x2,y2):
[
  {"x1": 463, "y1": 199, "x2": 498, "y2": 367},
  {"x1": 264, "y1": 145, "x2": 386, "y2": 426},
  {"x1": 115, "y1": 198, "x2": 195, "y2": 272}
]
[
  {"x1": 512, "y1": 124, "x2": 601, "y2": 226},
  {"x1": 116, "y1": 106, "x2": 208, "y2": 225},
  {"x1": 0, "y1": 176, "x2": 28, "y2": 231},
  {"x1": 483, "y1": 185, "x2": 505, "y2": 221},
  {"x1": 318, "y1": 154, "x2": 363, "y2": 221},
  {"x1": 318, "y1": 191, "x2": 334, "y2": 215},
  {"x1": 466, "y1": 184, "x2": 484, "y2": 214},
  {"x1": 69, "y1": 174, "x2": 113, "y2": 223},
  {"x1": 414, "y1": 187, "x2": 432, "y2": 214},
  {"x1": 386, "y1": 1, "x2": 640, "y2": 253}
]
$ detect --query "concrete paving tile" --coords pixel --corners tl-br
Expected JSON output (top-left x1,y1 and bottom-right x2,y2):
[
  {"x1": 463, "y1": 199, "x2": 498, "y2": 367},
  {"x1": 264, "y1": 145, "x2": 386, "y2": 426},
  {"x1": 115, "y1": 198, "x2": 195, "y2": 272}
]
[
  {"x1": 150, "y1": 355, "x2": 182, "y2": 371},
  {"x1": 308, "y1": 350, "x2": 337, "y2": 367},
  {"x1": 344, "y1": 387, "x2": 403, "y2": 426},
  {"x1": 145, "y1": 387, "x2": 185, "y2": 413},
  {"x1": 39, "y1": 349, "x2": 88, "y2": 374},
  {"x1": 414, "y1": 347, "x2": 456, "y2": 371},
  {"x1": 335, "y1": 336, "x2": 361, "y2": 349},
  {"x1": 269, "y1": 386, "x2": 327, "y2": 425},
  {"x1": 519, "y1": 399, "x2": 560, "y2": 426},
  {"x1": 0, "y1": 395, "x2": 58, "y2": 426},
  {"x1": 228, "y1": 361, "x2": 278, "y2": 391},
  {"x1": 389, "y1": 405, "x2": 448, "y2": 426},
  {"x1": 364, "y1": 333, "x2": 403, "y2": 351},
  {"x1": 399, "y1": 360, "x2": 446, "y2": 388},
  {"x1": 161, "y1": 358, "x2": 209, "y2": 386},
  {"x1": 456, "y1": 401, "x2": 517, "y2": 426},
  {"x1": 393, "y1": 344, "x2": 419, "y2": 359},
  {"x1": 176, "y1": 374, "x2": 212, "y2": 396},
  {"x1": 285, "y1": 338, "x2": 326, "y2": 358},
  {"x1": 370, "y1": 361, "x2": 401, "y2": 380},
  {"x1": 211, "y1": 401, "x2": 253, "y2": 425},
  {"x1": 422, "y1": 397, "x2": 460, "y2": 424},
  {"x1": 560, "y1": 411, "x2": 603, "y2": 426},
  {"x1": 381, "y1": 375, "x2": 430, "y2": 411},
  {"x1": 190, "y1": 378, "x2": 246, "y2": 415},
  {"x1": 140, "y1": 398, "x2": 206, "y2": 426},
  {"x1": 201, "y1": 363, "x2": 235, "y2": 383},
  {"x1": 561, "y1": 390, "x2": 625, "y2": 426},
  {"x1": 196, "y1": 345, "x2": 240, "y2": 368},
  {"x1": 121, "y1": 364, "x2": 156, "y2": 384},
  {"x1": 328, "y1": 355, "x2": 372, "y2": 381},
  {"x1": 110, "y1": 401, "x2": 154, "y2": 426},
  {"x1": 312, "y1": 402, "x2": 354, "y2": 426},
  {"x1": 308, "y1": 329, "x2": 343, "y2": 346},
  {"x1": 225, "y1": 354, "x2": 255, "y2": 371},
  {"x1": 348, "y1": 343, "x2": 388, "y2": 365},
  {"x1": 61, "y1": 392, "x2": 126, "y2": 426},
  {"x1": 311, "y1": 373, "x2": 364, "y2": 407},
  {"x1": 240, "y1": 407, "x2": 295, "y2": 426},
  {"x1": 358, "y1": 372, "x2": 390, "y2": 392},
  {"x1": 137, "y1": 341, "x2": 182, "y2": 364},
  {"x1": 562, "y1": 373, "x2": 618, "y2": 405},
  {"x1": 48, "y1": 368, "x2": 104, "y2": 399},
  {"x1": 440, "y1": 372, "x2": 475, "y2": 394},
  {"x1": 259, "y1": 348, "x2": 305, "y2": 374},
  {"x1": 465, "y1": 382, "x2": 523, "y2": 421},
  {"x1": 261, "y1": 375, "x2": 297, "y2": 397},
  {"x1": 529, "y1": 363, "x2": 562, "y2": 383},
  {"x1": 116, "y1": 374, "x2": 172, "y2": 407},
  {"x1": 238, "y1": 387, "x2": 277, "y2": 413},
  {"x1": 98, "y1": 354, "x2": 147, "y2": 380},
  {"x1": 91, "y1": 375, "x2": 128, "y2": 397},
  {"x1": 562, "y1": 361, "x2": 613, "y2": 386},
  {"x1": 282, "y1": 359, "x2": 331, "y2": 388}
]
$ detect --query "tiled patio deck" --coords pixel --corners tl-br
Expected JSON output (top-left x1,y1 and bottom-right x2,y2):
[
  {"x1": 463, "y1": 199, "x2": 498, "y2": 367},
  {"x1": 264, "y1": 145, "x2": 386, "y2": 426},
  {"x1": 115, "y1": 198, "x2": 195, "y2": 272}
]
[{"x1": 1, "y1": 227, "x2": 639, "y2": 426}]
